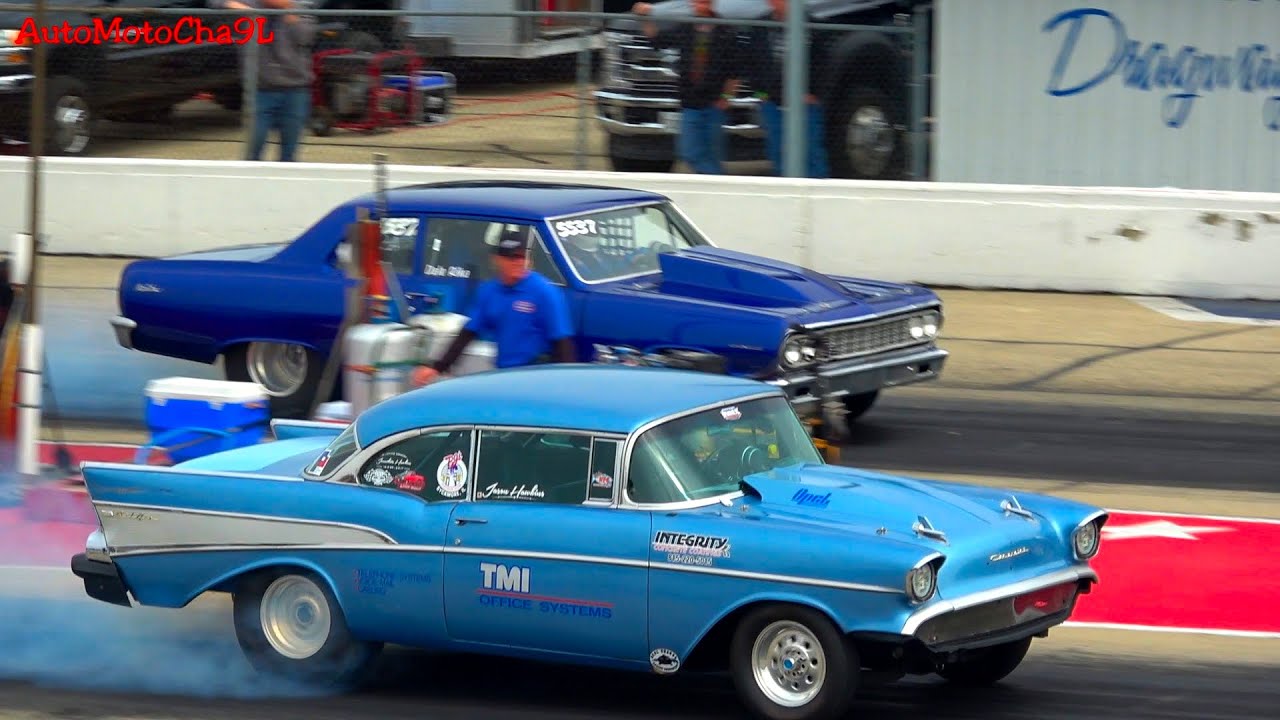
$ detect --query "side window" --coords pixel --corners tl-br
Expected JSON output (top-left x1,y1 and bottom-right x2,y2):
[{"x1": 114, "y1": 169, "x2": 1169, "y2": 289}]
[
  {"x1": 587, "y1": 439, "x2": 619, "y2": 504},
  {"x1": 380, "y1": 217, "x2": 421, "y2": 276},
  {"x1": 356, "y1": 428, "x2": 473, "y2": 502},
  {"x1": 529, "y1": 232, "x2": 567, "y2": 285},
  {"x1": 474, "y1": 429, "x2": 592, "y2": 505}
]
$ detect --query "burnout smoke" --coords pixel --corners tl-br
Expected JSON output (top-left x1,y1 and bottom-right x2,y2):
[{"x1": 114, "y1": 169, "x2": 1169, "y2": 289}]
[{"x1": 0, "y1": 480, "x2": 328, "y2": 699}]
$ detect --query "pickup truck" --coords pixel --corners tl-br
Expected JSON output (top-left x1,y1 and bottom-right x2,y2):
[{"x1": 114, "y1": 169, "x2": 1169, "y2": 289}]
[{"x1": 594, "y1": 0, "x2": 929, "y2": 179}]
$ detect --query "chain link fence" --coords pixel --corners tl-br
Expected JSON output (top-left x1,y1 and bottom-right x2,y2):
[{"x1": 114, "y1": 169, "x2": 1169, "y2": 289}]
[{"x1": 0, "y1": 1, "x2": 930, "y2": 179}]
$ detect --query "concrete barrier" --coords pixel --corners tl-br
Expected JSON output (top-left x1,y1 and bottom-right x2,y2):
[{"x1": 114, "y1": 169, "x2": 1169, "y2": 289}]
[{"x1": 3, "y1": 156, "x2": 1279, "y2": 300}]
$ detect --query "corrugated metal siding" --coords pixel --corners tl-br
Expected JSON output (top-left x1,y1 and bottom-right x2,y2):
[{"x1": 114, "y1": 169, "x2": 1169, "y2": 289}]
[{"x1": 933, "y1": 0, "x2": 1280, "y2": 191}]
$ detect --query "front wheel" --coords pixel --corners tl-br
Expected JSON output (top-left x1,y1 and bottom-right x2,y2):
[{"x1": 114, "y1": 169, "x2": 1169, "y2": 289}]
[
  {"x1": 232, "y1": 569, "x2": 381, "y2": 687},
  {"x1": 730, "y1": 605, "x2": 859, "y2": 720},
  {"x1": 936, "y1": 636, "x2": 1033, "y2": 687},
  {"x1": 828, "y1": 85, "x2": 904, "y2": 180}
]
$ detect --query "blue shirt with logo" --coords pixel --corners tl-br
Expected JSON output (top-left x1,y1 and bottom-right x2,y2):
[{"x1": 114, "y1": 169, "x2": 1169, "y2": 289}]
[{"x1": 463, "y1": 271, "x2": 575, "y2": 368}]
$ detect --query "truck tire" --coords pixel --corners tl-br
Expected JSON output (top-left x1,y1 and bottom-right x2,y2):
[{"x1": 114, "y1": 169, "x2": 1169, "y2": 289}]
[
  {"x1": 828, "y1": 85, "x2": 903, "y2": 180},
  {"x1": 607, "y1": 135, "x2": 674, "y2": 173},
  {"x1": 44, "y1": 76, "x2": 93, "y2": 156}
]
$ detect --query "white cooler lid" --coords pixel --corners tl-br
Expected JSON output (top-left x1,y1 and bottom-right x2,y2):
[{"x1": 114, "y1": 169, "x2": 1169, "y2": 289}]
[{"x1": 144, "y1": 377, "x2": 268, "y2": 403}]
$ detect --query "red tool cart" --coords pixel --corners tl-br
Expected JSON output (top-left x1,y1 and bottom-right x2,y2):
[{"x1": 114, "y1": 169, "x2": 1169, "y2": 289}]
[{"x1": 309, "y1": 48, "x2": 456, "y2": 136}]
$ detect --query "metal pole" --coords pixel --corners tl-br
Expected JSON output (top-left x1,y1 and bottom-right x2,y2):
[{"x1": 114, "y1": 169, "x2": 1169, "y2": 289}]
[
  {"x1": 910, "y1": 6, "x2": 930, "y2": 181},
  {"x1": 26, "y1": 0, "x2": 46, "y2": 323},
  {"x1": 574, "y1": 21, "x2": 593, "y2": 171},
  {"x1": 782, "y1": 0, "x2": 807, "y2": 178},
  {"x1": 242, "y1": 10, "x2": 259, "y2": 160}
]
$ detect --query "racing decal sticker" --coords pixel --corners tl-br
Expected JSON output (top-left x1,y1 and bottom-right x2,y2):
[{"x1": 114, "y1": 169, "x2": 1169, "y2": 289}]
[
  {"x1": 513, "y1": 300, "x2": 537, "y2": 314},
  {"x1": 476, "y1": 482, "x2": 546, "y2": 501},
  {"x1": 436, "y1": 451, "x2": 468, "y2": 498},
  {"x1": 363, "y1": 451, "x2": 414, "y2": 488},
  {"x1": 363, "y1": 467, "x2": 396, "y2": 487},
  {"x1": 304, "y1": 449, "x2": 331, "y2": 476},
  {"x1": 649, "y1": 648, "x2": 681, "y2": 674},
  {"x1": 553, "y1": 218, "x2": 599, "y2": 237},
  {"x1": 477, "y1": 562, "x2": 613, "y2": 619},
  {"x1": 720, "y1": 406, "x2": 742, "y2": 421},
  {"x1": 397, "y1": 472, "x2": 426, "y2": 492},
  {"x1": 652, "y1": 531, "x2": 732, "y2": 567},
  {"x1": 424, "y1": 264, "x2": 472, "y2": 278},
  {"x1": 353, "y1": 568, "x2": 432, "y2": 596},
  {"x1": 592, "y1": 472, "x2": 613, "y2": 490},
  {"x1": 791, "y1": 488, "x2": 831, "y2": 509}
]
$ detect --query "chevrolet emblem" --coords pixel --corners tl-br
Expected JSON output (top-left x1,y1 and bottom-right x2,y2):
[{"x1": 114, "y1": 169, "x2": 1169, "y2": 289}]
[{"x1": 989, "y1": 546, "x2": 1030, "y2": 563}]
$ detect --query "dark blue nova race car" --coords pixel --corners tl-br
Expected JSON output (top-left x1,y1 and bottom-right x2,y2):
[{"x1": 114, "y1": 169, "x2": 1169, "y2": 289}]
[
  {"x1": 71, "y1": 366, "x2": 1107, "y2": 720},
  {"x1": 110, "y1": 181, "x2": 947, "y2": 424}
]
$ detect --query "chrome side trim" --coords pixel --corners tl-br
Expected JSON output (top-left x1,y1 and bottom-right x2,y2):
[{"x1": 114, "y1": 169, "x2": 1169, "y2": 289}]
[
  {"x1": 93, "y1": 502, "x2": 398, "y2": 551},
  {"x1": 446, "y1": 545, "x2": 650, "y2": 569},
  {"x1": 899, "y1": 566, "x2": 1098, "y2": 636},
  {"x1": 83, "y1": 461, "x2": 304, "y2": 483},
  {"x1": 649, "y1": 561, "x2": 900, "y2": 595},
  {"x1": 97, "y1": 538, "x2": 906, "y2": 596}
]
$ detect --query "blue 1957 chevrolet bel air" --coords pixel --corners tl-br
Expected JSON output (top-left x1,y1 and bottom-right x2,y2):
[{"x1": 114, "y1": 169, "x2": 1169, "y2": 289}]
[
  {"x1": 109, "y1": 180, "x2": 947, "y2": 424},
  {"x1": 70, "y1": 365, "x2": 1105, "y2": 720}
]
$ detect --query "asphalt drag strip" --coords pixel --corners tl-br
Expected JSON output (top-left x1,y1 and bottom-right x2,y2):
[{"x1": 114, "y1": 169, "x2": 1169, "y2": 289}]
[{"x1": 0, "y1": 592, "x2": 1275, "y2": 720}]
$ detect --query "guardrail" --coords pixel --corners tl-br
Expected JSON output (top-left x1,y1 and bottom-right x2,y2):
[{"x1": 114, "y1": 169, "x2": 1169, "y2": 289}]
[{"x1": 1, "y1": 156, "x2": 1277, "y2": 300}]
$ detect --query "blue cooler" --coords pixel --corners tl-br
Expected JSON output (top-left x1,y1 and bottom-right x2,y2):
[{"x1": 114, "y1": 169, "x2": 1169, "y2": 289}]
[
  {"x1": 143, "y1": 377, "x2": 270, "y2": 464},
  {"x1": 382, "y1": 71, "x2": 455, "y2": 123}
]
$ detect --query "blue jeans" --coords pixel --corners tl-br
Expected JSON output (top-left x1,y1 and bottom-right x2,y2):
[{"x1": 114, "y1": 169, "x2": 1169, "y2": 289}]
[
  {"x1": 677, "y1": 106, "x2": 726, "y2": 174},
  {"x1": 250, "y1": 88, "x2": 310, "y2": 162},
  {"x1": 761, "y1": 100, "x2": 829, "y2": 178}
]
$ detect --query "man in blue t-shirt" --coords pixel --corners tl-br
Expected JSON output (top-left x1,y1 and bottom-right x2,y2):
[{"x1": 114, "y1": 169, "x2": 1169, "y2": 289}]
[{"x1": 412, "y1": 228, "x2": 576, "y2": 386}]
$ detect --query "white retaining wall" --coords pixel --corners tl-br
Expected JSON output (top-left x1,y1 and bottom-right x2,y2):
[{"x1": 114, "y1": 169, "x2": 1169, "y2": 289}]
[{"x1": 2, "y1": 156, "x2": 1278, "y2": 300}]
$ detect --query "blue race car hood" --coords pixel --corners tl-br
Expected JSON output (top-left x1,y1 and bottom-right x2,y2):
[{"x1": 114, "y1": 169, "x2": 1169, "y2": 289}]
[
  {"x1": 652, "y1": 247, "x2": 907, "y2": 311},
  {"x1": 738, "y1": 464, "x2": 1066, "y2": 573}
]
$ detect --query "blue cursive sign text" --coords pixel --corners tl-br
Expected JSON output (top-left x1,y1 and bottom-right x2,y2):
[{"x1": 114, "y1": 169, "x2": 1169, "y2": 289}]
[{"x1": 1042, "y1": 7, "x2": 1280, "y2": 129}]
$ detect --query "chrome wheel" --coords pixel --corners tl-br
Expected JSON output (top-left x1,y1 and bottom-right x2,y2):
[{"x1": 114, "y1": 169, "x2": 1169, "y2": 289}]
[
  {"x1": 259, "y1": 574, "x2": 332, "y2": 660},
  {"x1": 53, "y1": 95, "x2": 91, "y2": 155},
  {"x1": 845, "y1": 105, "x2": 895, "y2": 177},
  {"x1": 751, "y1": 620, "x2": 828, "y2": 708},
  {"x1": 246, "y1": 342, "x2": 309, "y2": 397}
]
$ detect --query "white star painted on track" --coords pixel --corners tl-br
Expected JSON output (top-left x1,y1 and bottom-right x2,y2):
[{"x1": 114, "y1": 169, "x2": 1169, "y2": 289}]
[{"x1": 1101, "y1": 520, "x2": 1235, "y2": 541}]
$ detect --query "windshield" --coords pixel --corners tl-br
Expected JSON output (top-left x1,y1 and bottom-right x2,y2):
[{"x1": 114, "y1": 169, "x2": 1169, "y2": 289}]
[
  {"x1": 548, "y1": 202, "x2": 708, "y2": 283},
  {"x1": 627, "y1": 396, "x2": 824, "y2": 505},
  {"x1": 301, "y1": 423, "x2": 360, "y2": 480}
]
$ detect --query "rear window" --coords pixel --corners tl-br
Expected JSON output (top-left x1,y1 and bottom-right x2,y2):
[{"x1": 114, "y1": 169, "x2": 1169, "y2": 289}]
[{"x1": 302, "y1": 424, "x2": 360, "y2": 479}]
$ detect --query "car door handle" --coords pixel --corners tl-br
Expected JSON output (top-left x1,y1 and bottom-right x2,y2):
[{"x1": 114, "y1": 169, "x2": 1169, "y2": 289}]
[{"x1": 454, "y1": 517, "x2": 488, "y2": 525}]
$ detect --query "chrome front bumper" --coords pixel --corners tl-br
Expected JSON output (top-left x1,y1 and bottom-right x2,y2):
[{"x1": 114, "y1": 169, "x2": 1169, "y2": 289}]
[
  {"x1": 899, "y1": 566, "x2": 1097, "y2": 653},
  {"x1": 768, "y1": 345, "x2": 949, "y2": 414},
  {"x1": 593, "y1": 89, "x2": 765, "y2": 138},
  {"x1": 109, "y1": 315, "x2": 136, "y2": 350}
]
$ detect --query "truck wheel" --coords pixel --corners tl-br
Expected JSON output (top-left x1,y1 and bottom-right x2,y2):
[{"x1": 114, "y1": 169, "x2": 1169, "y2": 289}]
[
  {"x1": 729, "y1": 604, "x2": 859, "y2": 720},
  {"x1": 225, "y1": 342, "x2": 324, "y2": 419},
  {"x1": 828, "y1": 86, "x2": 903, "y2": 180},
  {"x1": 842, "y1": 391, "x2": 879, "y2": 422},
  {"x1": 936, "y1": 636, "x2": 1033, "y2": 687},
  {"x1": 44, "y1": 76, "x2": 93, "y2": 156},
  {"x1": 233, "y1": 569, "x2": 381, "y2": 687}
]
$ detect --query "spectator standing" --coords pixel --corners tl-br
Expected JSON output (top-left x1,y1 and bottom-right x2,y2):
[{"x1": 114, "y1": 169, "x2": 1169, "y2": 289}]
[
  {"x1": 632, "y1": 0, "x2": 741, "y2": 174},
  {"x1": 745, "y1": 0, "x2": 831, "y2": 178},
  {"x1": 216, "y1": 0, "x2": 316, "y2": 162}
]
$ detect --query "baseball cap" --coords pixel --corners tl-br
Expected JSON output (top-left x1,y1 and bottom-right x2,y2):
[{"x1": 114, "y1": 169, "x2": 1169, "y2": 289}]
[{"x1": 493, "y1": 228, "x2": 528, "y2": 257}]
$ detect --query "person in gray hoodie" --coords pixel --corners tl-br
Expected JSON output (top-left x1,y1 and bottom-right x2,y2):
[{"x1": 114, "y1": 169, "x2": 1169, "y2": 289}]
[{"x1": 216, "y1": 0, "x2": 317, "y2": 161}]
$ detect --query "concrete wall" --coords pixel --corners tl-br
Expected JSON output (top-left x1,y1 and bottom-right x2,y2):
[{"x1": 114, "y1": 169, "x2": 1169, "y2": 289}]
[{"x1": 3, "y1": 156, "x2": 1278, "y2": 299}]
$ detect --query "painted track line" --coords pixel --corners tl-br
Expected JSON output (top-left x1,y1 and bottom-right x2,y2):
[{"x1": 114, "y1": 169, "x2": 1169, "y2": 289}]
[{"x1": 1063, "y1": 622, "x2": 1280, "y2": 640}]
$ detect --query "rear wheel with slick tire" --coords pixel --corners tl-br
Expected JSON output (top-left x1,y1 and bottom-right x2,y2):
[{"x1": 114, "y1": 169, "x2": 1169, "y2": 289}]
[
  {"x1": 730, "y1": 604, "x2": 859, "y2": 720},
  {"x1": 232, "y1": 569, "x2": 381, "y2": 688}
]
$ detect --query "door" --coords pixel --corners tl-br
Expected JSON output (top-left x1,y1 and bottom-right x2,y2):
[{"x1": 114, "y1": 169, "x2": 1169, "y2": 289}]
[
  {"x1": 341, "y1": 425, "x2": 477, "y2": 647},
  {"x1": 442, "y1": 430, "x2": 650, "y2": 661}
]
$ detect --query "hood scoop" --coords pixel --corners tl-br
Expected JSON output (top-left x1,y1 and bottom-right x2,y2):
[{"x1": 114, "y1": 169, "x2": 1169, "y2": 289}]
[{"x1": 658, "y1": 247, "x2": 854, "y2": 308}]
